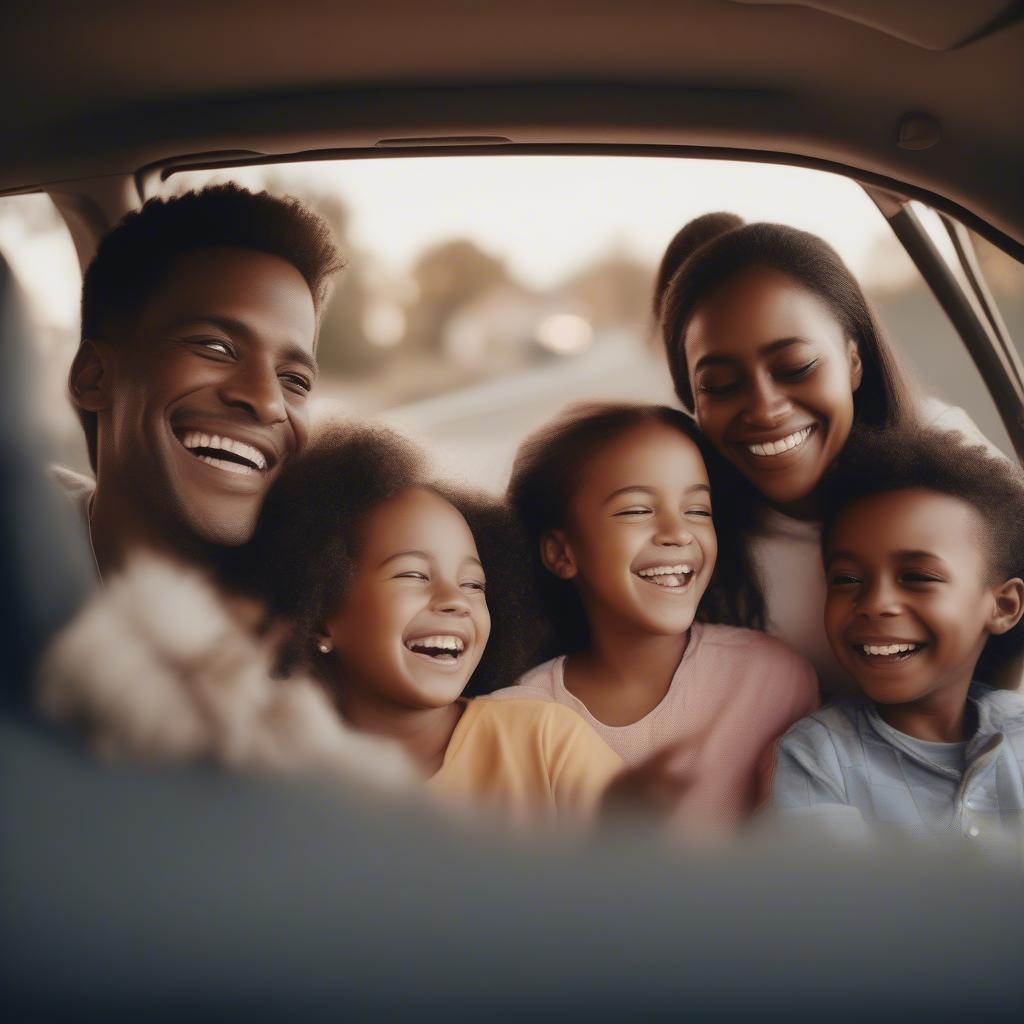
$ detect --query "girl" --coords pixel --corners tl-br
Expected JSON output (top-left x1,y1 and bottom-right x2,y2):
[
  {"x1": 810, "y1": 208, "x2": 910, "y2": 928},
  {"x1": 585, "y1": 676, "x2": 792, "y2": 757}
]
[
  {"x1": 656, "y1": 213, "x2": 1005, "y2": 695},
  {"x1": 489, "y1": 402, "x2": 818, "y2": 831},
  {"x1": 239, "y1": 423, "x2": 691, "y2": 824}
]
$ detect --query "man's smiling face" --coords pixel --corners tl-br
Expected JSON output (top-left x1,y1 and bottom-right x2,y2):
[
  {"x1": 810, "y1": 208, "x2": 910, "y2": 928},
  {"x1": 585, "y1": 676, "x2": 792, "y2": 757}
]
[{"x1": 97, "y1": 246, "x2": 318, "y2": 546}]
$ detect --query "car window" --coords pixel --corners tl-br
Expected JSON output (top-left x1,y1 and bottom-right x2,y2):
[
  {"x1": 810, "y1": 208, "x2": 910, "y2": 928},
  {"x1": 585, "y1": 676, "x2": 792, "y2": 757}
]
[
  {"x1": 160, "y1": 157, "x2": 1018, "y2": 474},
  {"x1": 0, "y1": 192, "x2": 87, "y2": 471},
  {"x1": 968, "y1": 228, "x2": 1024, "y2": 360}
]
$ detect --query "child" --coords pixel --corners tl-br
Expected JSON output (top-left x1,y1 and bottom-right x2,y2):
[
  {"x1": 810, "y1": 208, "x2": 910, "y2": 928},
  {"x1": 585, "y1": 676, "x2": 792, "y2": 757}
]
[
  {"x1": 489, "y1": 402, "x2": 819, "y2": 831},
  {"x1": 239, "y1": 422, "x2": 691, "y2": 825},
  {"x1": 656, "y1": 214, "x2": 1008, "y2": 696},
  {"x1": 770, "y1": 425, "x2": 1024, "y2": 840}
]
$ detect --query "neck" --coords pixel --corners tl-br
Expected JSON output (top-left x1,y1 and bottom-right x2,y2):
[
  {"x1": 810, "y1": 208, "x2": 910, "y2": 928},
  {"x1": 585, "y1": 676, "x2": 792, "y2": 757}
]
[
  {"x1": 335, "y1": 686, "x2": 465, "y2": 777},
  {"x1": 565, "y1": 605, "x2": 690, "y2": 726},
  {"x1": 770, "y1": 491, "x2": 823, "y2": 522},
  {"x1": 89, "y1": 479, "x2": 216, "y2": 578},
  {"x1": 875, "y1": 681, "x2": 974, "y2": 743}
]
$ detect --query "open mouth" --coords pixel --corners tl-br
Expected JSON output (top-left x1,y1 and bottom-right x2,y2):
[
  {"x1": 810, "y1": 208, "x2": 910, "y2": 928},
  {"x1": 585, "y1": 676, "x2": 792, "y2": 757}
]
[
  {"x1": 176, "y1": 430, "x2": 269, "y2": 476},
  {"x1": 851, "y1": 641, "x2": 927, "y2": 664},
  {"x1": 745, "y1": 425, "x2": 815, "y2": 458},
  {"x1": 404, "y1": 634, "x2": 467, "y2": 664},
  {"x1": 634, "y1": 563, "x2": 696, "y2": 591}
]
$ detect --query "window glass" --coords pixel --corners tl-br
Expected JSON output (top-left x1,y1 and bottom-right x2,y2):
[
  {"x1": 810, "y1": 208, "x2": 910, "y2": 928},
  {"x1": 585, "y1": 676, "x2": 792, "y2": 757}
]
[
  {"x1": 152, "y1": 156, "x2": 1013, "y2": 480},
  {"x1": 0, "y1": 192, "x2": 88, "y2": 471},
  {"x1": 968, "y1": 229, "x2": 1024, "y2": 362}
]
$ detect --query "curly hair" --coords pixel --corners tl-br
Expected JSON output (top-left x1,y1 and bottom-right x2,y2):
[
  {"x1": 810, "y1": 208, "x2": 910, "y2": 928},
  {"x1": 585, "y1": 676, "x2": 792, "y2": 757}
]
[
  {"x1": 822, "y1": 425, "x2": 1024, "y2": 679},
  {"x1": 658, "y1": 215, "x2": 916, "y2": 430},
  {"x1": 508, "y1": 401, "x2": 765, "y2": 660},
  {"x1": 233, "y1": 422, "x2": 539, "y2": 695},
  {"x1": 76, "y1": 183, "x2": 344, "y2": 469}
]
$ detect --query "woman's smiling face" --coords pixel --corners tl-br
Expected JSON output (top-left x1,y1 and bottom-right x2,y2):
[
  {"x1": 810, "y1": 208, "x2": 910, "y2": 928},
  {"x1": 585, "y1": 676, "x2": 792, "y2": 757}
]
[
  {"x1": 684, "y1": 267, "x2": 862, "y2": 516},
  {"x1": 548, "y1": 421, "x2": 717, "y2": 639}
]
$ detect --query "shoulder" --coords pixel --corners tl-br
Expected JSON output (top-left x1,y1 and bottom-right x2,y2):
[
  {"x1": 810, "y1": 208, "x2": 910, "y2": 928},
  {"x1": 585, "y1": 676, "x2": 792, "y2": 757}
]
[
  {"x1": 487, "y1": 657, "x2": 561, "y2": 702},
  {"x1": 695, "y1": 624, "x2": 817, "y2": 678},
  {"x1": 472, "y1": 696, "x2": 585, "y2": 734},
  {"x1": 778, "y1": 701, "x2": 863, "y2": 754},
  {"x1": 917, "y1": 397, "x2": 1007, "y2": 459},
  {"x1": 973, "y1": 685, "x2": 1024, "y2": 731}
]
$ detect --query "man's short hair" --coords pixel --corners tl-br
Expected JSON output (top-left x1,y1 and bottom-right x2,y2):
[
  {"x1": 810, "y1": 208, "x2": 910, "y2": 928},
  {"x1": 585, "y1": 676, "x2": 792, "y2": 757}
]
[{"x1": 75, "y1": 183, "x2": 343, "y2": 469}]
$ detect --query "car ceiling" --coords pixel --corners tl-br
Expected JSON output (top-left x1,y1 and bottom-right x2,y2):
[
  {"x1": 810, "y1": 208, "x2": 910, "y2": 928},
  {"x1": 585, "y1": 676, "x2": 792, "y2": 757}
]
[{"x1": 4, "y1": 0, "x2": 1024, "y2": 255}]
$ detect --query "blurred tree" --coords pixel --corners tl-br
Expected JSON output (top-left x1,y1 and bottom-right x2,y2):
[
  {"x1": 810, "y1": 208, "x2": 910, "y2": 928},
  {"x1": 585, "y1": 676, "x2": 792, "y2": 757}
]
[
  {"x1": 562, "y1": 249, "x2": 654, "y2": 332},
  {"x1": 403, "y1": 239, "x2": 511, "y2": 355},
  {"x1": 302, "y1": 192, "x2": 388, "y2": 378}
]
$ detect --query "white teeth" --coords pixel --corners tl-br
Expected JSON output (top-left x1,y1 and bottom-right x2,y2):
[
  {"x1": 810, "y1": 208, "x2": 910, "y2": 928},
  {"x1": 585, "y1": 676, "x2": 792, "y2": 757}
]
[
  {"x1": 635, "y1": 564, "x2": 695, "y2": 589},
  {"x1": 406, "y1": 635, "x2": 465, "y2": 653},
  {"x1": 861, "y1": 643, "x2": 922, "y2": 657},
  {"x1": 195, "y1": 454, "x2": 257, "y2": 476},
  {"x1": 747, "y1": 427, "x2": 813, "y2": 458},
  {"x1": 180, "y1": 431, "x2": 268, "y2": 471}
]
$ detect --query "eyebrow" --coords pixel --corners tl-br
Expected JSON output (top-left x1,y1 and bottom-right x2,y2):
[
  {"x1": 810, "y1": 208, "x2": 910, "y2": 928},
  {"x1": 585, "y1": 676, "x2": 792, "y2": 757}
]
[
  {"x1": 165, "y1": 313, "x2": 319, "y2": 377},
  {"x1": 693, "y1": 337, "x2": 805, "y2": 374},
  {"x1": 378, "y1": 550, "x2": 484, "y2": 571},
  {"x1": 603, "y1": 483, "x2": 711, "y2": 504},
  {"x1": 825, "y1": 549, "x2": 944, "y2": 567}
]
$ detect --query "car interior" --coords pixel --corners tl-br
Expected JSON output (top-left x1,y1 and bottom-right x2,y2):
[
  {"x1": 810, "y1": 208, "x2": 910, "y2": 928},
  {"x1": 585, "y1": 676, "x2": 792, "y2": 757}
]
[{"x1": 3, "y1": 2, "x2": 1024, "y2": 1019}]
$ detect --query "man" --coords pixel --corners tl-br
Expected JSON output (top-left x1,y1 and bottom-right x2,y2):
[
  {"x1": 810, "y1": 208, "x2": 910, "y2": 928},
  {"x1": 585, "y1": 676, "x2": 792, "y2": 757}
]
[{"x1": 62, "y1": 184, "x2": 342, "y2": 577}]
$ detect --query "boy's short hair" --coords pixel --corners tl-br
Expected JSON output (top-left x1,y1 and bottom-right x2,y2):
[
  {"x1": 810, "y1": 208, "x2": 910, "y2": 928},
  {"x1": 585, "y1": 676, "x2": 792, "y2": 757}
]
[
  {"x1": 822, "y1": 424, "x2": 1024, "y2": 672},
  {"x1": 75, "y1": 184, "x2": 344, "y2": 469}
]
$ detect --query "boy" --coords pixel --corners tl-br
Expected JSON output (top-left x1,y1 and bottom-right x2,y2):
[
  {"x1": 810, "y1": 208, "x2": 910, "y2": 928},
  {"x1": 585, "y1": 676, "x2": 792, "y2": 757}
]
[{"x1": 770, "y1": 425, "x2": 1024, "y2": 841}]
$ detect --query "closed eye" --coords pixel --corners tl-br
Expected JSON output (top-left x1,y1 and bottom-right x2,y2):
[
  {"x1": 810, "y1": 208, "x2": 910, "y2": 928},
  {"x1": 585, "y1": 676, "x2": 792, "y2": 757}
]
[
  {"x1": 393, "y1": 571, "x2": 429, "y2": 582},
  {"x1": 828, "y1": 573, "x2": 860, "y2": 586},
  {"x1": 613, "y1": 506, "x2": 652, "y2": 517},
  {"x1": 686, "y1": 507, "x2": 712, "y2": 518},
  {"x1": 774, "y1": 360, "x2": 819, "y2": 382},
  {"x1": 696, "y1": 380, "x2": 738, "y2": 397},
  {"x1": 279, "y1": 371, "x2": 313, "y2": 394},
  {"x1": 900, "y1": 571, "x2": 943, "y2": 584},
  {"x1": 462, "y1": 579, "x2": 487, "y2": 593}
]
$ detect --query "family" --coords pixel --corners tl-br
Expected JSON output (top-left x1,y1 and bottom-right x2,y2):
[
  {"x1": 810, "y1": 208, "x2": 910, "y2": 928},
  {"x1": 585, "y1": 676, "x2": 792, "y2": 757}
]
[{"x1": 49, "y1": 183, "x2": 1024, "y2": 843}]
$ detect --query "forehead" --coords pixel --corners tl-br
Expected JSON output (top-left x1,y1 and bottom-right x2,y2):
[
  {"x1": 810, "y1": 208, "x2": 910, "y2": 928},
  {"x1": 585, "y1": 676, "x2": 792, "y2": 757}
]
[
  {"x1": 134, "y1": 246, "x2": 318, "y2": 356},
  {"x1": 359, "y1": 487, "x2": 479, "y2": 558},
  {"x1": 828, "y1": 488, "x2": 986, "y2": 563},
  {"x1": 685, "y1": 266, "x2": 844, "y2": 358},
  {"x1": 577, "y1": 421, "x2": 708, "y2": 494}
]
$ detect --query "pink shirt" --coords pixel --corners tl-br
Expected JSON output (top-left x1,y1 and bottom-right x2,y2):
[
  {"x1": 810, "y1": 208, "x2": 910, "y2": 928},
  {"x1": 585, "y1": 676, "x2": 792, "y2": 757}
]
[{"x1": 489, "y1": 623, "x2": 818, "y2": 830}]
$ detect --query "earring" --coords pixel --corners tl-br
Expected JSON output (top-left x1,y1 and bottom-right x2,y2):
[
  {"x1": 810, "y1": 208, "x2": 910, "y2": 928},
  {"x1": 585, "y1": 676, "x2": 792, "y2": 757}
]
[{"x1": 317, "y1": 640, "x2": 333, "y2": 654}]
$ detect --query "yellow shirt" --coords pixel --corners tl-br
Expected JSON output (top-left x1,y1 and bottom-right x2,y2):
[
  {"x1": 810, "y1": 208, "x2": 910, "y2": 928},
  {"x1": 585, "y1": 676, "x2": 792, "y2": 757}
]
[{"x1": 428, "y1": 698, "x2": 622, "y2": 823}]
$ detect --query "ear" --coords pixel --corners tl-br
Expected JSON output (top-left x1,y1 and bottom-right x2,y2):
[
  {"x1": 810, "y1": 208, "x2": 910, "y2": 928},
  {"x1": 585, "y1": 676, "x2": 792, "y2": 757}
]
[
  {"x1": 69, "y1": 340, "x2": 111, "y2": 413},
  {"x1": 540, "y1": 529, "x2": 578, "y2": 580},
  {"x1": 987, "y1": 577, "x2": 1024, "y2": 635},
  {"x1": 847, "y1": 339, "x2": 863, "y2": 393}
]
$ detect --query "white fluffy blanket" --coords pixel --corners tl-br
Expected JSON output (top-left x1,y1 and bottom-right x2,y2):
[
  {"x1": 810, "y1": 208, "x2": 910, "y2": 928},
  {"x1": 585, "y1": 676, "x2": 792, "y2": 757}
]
[{"x1": 36, "y1": 557, "x2": 416, "y2": 792}]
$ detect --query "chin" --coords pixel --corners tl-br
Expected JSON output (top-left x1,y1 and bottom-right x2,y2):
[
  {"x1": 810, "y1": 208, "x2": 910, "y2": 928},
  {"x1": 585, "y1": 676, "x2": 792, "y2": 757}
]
[{"x1": 180, "y1": 502, "x2": 260, "y2": 548}]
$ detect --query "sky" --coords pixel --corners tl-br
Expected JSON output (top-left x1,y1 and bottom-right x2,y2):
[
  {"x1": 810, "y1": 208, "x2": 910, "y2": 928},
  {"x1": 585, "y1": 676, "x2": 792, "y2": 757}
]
[{"x1": 1, "y1": 153, "x2": 917, "y2": 332}]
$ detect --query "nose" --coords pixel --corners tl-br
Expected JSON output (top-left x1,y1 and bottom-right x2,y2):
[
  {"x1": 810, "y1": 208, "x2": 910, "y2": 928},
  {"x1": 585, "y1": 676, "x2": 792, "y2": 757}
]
[
  {"x1": 430, "y1": 581, "x2": 471, "y2": 616},
  {"x1": 855, "y1": 576, "x2": 902, "y2": 618},
  {"x1": 218, "y1": 356, "x2": 287, "y2": 425},
  {"x1": 653, "y1": 511, "x2": 694, "y2": 548},
  {"x1": 741, "y1": 370, "x2": 794, "y2": 428}
]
